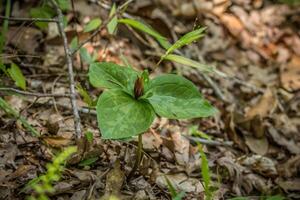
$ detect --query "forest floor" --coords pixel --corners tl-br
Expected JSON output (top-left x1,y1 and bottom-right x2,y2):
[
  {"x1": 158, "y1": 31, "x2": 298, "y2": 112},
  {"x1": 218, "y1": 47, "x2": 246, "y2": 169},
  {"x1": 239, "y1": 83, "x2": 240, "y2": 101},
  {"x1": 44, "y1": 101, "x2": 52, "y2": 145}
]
[{"x1": 0, "y1": 0, "x2": 300, "y2": 199}]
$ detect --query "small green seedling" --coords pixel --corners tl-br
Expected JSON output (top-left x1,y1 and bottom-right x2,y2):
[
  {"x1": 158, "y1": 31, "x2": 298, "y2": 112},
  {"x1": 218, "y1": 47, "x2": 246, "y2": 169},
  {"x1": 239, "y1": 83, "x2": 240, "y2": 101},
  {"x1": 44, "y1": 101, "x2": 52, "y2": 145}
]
[{"x1": 88, "y1": 62, "x2": 217, "y2": 139}]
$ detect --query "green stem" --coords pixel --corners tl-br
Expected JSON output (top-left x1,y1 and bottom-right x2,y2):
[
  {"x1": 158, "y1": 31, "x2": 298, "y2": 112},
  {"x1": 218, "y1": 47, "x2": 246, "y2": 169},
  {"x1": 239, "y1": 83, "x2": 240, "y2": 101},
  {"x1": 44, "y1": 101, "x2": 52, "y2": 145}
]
[{"x1": 127, "y1": 134, "x2": 143, "y2": 180}]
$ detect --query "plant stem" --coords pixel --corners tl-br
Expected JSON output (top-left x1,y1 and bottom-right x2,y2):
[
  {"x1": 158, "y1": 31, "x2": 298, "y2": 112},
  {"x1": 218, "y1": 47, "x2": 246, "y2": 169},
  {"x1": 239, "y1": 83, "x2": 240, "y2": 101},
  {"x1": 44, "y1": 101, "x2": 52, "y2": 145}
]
[{"x1": 127, "y1": 134, "x2": 143, "y2": 180}]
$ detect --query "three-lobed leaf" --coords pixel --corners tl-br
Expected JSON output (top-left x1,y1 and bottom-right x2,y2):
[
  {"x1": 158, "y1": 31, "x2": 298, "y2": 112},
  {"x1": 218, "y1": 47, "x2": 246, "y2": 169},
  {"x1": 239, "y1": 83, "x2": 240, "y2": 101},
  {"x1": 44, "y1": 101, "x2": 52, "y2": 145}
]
[
  {"x1": 97, "y1": 90, "x2": 155, "y2": 139},
  {"x1": 89, "y1": 62, "x2": 217, "y2": 139},
  {"x1": 89, "y1": 62, "x2": 138, "y2": 96},
  {"x1": 143, "y1": 74, "x2": 217, "y2": 119}
]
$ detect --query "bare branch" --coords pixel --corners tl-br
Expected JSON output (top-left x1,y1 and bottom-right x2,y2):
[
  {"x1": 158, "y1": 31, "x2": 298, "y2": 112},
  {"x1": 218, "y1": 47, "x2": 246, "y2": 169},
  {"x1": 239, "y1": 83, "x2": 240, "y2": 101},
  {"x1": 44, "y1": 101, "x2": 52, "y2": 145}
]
[
  {"x1": 0, "y1": 15, "x2": 58, "y2": 23},
  {"x1": 50, "y1": 0, "x2": 82, "y2": 138},
  {"x1": 0, "y1": 87, "x2": 70, "y2": 98},
  {"x1": 184, "y1": 136, "x2": 233, "y2": 147}
]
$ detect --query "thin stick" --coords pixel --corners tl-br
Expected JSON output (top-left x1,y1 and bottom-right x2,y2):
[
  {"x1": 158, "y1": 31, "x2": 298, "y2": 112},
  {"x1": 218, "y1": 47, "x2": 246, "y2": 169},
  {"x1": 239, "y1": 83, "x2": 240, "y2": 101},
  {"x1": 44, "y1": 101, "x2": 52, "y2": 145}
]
[
  {"x1": 184, "y1": 136, "x2": 233, "y2": 147},
  {"x1": 50, "y1": 0, "x2": 82, "y2": 138},
  {"x1": 0, "y1": 15, "x2": 58, "y2": 23},
  {"x1": 0, "y1": 87, "x2": 70, "y2": 98},
  {"x1": 71, "y1": 0, "x2": 134, "y2": 55}
]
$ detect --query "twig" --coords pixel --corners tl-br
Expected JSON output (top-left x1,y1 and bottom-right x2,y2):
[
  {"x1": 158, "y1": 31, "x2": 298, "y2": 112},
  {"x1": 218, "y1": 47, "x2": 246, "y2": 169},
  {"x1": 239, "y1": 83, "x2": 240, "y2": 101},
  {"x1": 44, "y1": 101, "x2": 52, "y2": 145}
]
[
  {"x1": 25, "y1": 98, "x2": 97, "y2": 115},
  {"x1": 71, "y1": 0, "x2": 134, "y2": 55},
  {"x1": 0, "y1": 87, "x2": 70, "y2": 98},
  {"x1": 184, "y1": 136, "x2": 233, "y2": 147},
  {"x1": 0, "y1": 15, "x2": 58, "y2": 23},
  {"x1": 50, "y1": 0, "x2": 82, "y2": 138}
]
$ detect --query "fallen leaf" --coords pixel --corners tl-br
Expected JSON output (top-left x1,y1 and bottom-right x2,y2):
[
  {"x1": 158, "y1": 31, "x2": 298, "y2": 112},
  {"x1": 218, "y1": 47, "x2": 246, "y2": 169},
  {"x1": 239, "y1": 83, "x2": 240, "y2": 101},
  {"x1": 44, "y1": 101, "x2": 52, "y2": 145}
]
[
  {"x1": 156, "y1": 173, "x2": 204, "y2": 194},
  {"x1": 245, "y1": 136, "x2": 269, "y2": 155},
  {"x1": 42, "y1": 136, "x2": 74, "y2": 148},
  {"x1": 280, "y1": 55, "x2": 300, "y2": 91},
  {"x1": 219, "y1": 14, "x2": 244, "y2": 37},
  {"x1": 245, "y1": 88, "x2": 277, "y2": 119},
  {"x1": 277, "y1": 178, "x2": 300, "y2": 192},
  {"x1": 238, "y1": 155, "x2": 277, "y2": 177}
]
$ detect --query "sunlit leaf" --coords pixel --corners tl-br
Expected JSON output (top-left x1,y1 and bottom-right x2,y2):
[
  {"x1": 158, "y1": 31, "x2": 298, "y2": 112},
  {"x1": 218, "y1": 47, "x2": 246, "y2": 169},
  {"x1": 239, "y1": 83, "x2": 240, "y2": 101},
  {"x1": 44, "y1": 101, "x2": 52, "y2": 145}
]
[
  {"x1": 199, "y1": 146, "x2": 212, "y2": 200},
  {"x1": 165, "y1": 27, "x2": 206, "y2": 56},
  {"x1": 30, "y1": 6, "x2": 55, "y2": 29},
  {"x1": 76, "y1": 84, "x2": 93, "y2": 107},
  {"x1": 107, "y1": 3, "x2": 118, "y2": 34},
  {"x1": 8, "y1": 63, "x2": 26, "y2": 90},
  {"x1": 163, "y1": 54, "x2": 227, "y2": 77},
  {"x1": 84, "y1": 18, "x2": 102, "y2": 32}
]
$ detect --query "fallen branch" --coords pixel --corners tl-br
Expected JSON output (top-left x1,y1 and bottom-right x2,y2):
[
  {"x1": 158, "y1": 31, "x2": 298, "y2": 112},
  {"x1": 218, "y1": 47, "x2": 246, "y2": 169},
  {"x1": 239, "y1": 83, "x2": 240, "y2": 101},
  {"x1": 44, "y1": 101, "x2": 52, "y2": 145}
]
[
  {"x1": 0, "y1": 15, "x2": 58, "y2": 23},
  {"x1": 184, "y1": 136, "x2": 233, "y2": 147},
  {"x1": 50, "y1": 0, "x2": 82, "y2": 138},
  {"x1": 0, "y1": 87, "x2": 70, "y2": 98}
]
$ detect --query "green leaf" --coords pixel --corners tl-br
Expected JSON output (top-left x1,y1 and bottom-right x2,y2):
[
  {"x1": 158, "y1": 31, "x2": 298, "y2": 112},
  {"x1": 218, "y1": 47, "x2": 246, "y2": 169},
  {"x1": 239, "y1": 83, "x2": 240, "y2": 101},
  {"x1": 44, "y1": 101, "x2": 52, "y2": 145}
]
[
  {"x1": 97, "y1": 90, "x2": 155, "y2": 139},
  {"x1": 70, "y1": 36, "x2": 78, "y2": 51},
  {"x1": 163, "y1": 54, "x2": 227, "y2": 77},
  {"x1": 107, "y1": 3, "x2": 118, "y2": 34},
  {"x1": 165, "y1": 176, "x2": 177, "y2": 198},
  {"x1": 165, "y1": 27, "x2": 206, "y2": 56},
  {"x1": 56, "y1": 0, "x2": 70, "y2": 11},
  {"x1": 84, "y1": 18, "x2": 102, "y2": 32},
  {"x1": 79, "y1": 157, "x2": 98, "y2": 166},
  {"x1": 199, "y1": 146, "x2": 212, "y2": 200},
  {"x1": 76, "y1": 84, "x2": 93, "y2": 107},
  {"x1": 79, "y1": 48, "x2": 93, "y2": 64},
  {"x1": 143, "y1": 74, "x2": 217, "y2": 119},
  {"x1": 30, "y1": 6, "x2": 55, "y2": 29},
  {"x1": 88, "y1": 62, "x2": 138, "y2": 96},
  {"x1": 118, "y1": 18, "x2": 171, "y2": 50},
  {"x1": 85, "y1": 131, "x2": 94, "y2": 142},
  {"x1": 8, "y1": 63, "x2": 26, "y2": 90},
  {"x1": 265, "y1": 196, "x2": 285, "y2": 200}
]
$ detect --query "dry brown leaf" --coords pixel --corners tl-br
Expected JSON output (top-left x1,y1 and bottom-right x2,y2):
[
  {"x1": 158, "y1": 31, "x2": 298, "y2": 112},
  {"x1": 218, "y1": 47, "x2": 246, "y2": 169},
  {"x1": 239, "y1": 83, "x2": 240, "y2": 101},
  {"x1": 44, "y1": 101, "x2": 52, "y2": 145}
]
[
  {"x1": 156, "y1": 173, "x2": 204, "y2": 194},
  {"x1": 101, "y1": 160, "x2": 125, "y2": 200},
  {"x1": 42, "y1": 136, "x2": 73, "y2": 148},
  {"x1": 245, "y1": 89, "x2": 277, "y2": 119},
  {"x1": 277, "y1": 155, "x2": 300, "y2": 178},
  {"x1": 219, "y1": 14, "x2": 244, "y2": 37},
  {"x1": 280, "y1": 55, "x2": 300, "y2": 91},
  {"x1": 238, "y1": 155, "x2": 277, "y2": 177},
  {"x1": 268, "y1": 125, "x2": 300, "y2": 154},
  {"x1": 277, "y1": 178, "x2": 300, "y2": 192},
  {"x1": 244, "y1": 136, "x2": 269, "y2": 155}
]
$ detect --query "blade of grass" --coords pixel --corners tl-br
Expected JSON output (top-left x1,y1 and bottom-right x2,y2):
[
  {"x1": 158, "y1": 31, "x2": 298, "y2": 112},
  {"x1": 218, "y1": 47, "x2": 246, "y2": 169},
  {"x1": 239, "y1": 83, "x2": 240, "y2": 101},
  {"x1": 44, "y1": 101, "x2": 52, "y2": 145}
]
[
  {"x1": 163, "y1": 54, "x2": 227, "y2": 77},
  {"x1": 198, "y1": 145, "x2": 212, "y2": 200},
  {"x1": 118, "y1": 18, "x2": 171, "y2": 49},
  {"x1": 165, "y1": 27, "x2": 206, "y2": 56}
]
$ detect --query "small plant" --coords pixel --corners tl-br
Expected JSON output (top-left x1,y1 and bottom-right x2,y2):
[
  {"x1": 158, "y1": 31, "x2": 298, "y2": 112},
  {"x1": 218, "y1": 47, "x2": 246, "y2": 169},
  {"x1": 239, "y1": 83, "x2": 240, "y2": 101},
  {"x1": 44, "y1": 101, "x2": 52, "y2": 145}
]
[
  {"x1": 26, "y1": 146, "x2": 77, "y2": 200},
  {"x1": 88, "y1": 62, "x2": 217, "y2": 139}
]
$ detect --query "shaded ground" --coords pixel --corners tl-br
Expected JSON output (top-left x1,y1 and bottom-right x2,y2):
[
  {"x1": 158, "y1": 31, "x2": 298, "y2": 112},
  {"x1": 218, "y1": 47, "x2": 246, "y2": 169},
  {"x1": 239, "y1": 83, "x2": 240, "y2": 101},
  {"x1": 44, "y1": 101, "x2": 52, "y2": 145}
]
[{"x1": 0, "y1": 0, "x2": 300, "y2": 199}]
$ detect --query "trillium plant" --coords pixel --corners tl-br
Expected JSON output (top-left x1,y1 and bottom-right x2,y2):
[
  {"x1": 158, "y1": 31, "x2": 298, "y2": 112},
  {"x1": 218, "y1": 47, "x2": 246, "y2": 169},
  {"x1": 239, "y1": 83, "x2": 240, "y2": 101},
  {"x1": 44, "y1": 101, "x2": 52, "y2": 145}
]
[{"x1": 88, "y1": 62, "x2": 217, "y2": 140}]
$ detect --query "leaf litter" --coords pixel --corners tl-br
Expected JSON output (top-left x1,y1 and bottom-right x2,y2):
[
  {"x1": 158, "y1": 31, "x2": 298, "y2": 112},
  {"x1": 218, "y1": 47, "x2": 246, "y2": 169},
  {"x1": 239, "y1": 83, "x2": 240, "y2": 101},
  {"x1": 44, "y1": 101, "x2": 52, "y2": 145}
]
[{"x1": 0, "y1": 0, "x2": 300, "y2": 199}]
